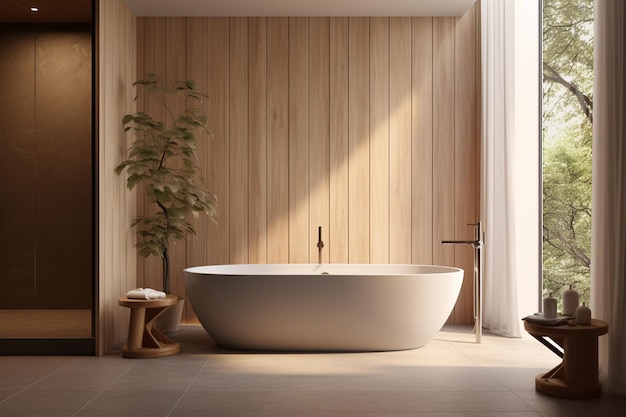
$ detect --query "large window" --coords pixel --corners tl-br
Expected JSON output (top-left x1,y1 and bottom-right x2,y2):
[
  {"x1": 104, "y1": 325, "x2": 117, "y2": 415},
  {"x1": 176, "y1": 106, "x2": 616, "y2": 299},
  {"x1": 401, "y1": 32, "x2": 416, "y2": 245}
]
[{"x1": 542, "y1": 0, "x2": 593, "y2": 307}]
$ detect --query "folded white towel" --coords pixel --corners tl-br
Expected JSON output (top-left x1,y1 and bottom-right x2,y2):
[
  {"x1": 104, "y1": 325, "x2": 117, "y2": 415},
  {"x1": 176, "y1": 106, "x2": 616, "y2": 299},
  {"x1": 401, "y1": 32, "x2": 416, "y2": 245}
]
[
  {"x1": 522, "y1": 313, "x2": 568, "y2": 326},
  {"x1": 126, "y1": 288, "x2": 166, "y2": 300}
]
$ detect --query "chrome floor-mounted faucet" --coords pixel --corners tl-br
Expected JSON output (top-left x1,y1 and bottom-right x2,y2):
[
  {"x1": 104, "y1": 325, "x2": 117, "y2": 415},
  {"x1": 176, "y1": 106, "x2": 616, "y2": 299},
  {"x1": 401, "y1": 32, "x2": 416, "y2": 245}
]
[{"x1": 442, "y1": 222, "x2": 484, "y2": 344}]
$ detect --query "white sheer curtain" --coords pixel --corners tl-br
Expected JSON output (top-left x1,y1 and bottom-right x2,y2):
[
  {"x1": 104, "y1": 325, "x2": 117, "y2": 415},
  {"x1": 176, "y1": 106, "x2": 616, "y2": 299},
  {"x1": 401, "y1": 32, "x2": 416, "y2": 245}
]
[
  {"x1": 480, "y1": 0, "x2": 521, "y2": 338},
  {"x1": 591, "y1": 0, "x2": 626, "y2": 397}
]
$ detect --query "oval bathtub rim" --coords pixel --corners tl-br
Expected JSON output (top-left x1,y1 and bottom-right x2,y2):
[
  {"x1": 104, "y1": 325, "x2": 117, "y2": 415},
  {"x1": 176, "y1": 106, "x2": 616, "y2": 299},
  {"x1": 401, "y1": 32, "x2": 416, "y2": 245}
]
[{"x1": 183, "y1": 263, "x2": 464, "y2": 277}]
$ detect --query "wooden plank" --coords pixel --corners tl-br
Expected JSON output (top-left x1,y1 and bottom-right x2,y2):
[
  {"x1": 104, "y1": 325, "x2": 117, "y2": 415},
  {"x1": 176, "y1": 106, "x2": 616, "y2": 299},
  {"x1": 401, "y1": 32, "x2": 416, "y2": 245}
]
[
  {"x1": 348, "y1": 17, "x2": 370, "y2": 263},
  {"x1": 140, "y1": 17, "x2": 166, "y2": 291},
  {"x1": 411, "y1": 17, "x2": 433, "y2": 265},
  {"x1": 206, "y1": 18, "x2": 230, "y2": 266},
  {"x1": 309, "y1": 17, "x2": 330, "y2": 264},
  {"x1": 288, "y1": 17, "x2": 310, "y2": 263},
  {"x1": 433, "y1": 17, "x2": 456, "y2": 318},
  {"x1": 329, "y1": 17, "x2": 349, "y2": 263},
  {"x1": 369, "y1": 17, "x2": 389, "y2": 264},
  {"x1": 248, "y1": 17, "x2": 268, "y2": 264},
  {"x1": 184, "y1": 16, "x2": 208, "y2": 322},
  {"x1": 185, "y1": 17, "x2": 208, "y2": 270},
  {"x1": 134, "y1": 17, "x2": 146, "y2": 292},
  {"x1": 266, "y1": 17, "x2": 290, "y2": 263},
  {"x1": 432, "y1": 17, "x2": 456, "y2": 262},
  {"x1": 165, "y1": 17, "x2": 187, "y2": 299},
  {"x1": 100, "y1": 1, "x2": 116, "y2": 350},
  {"x1": 389, "y1": 17, "x2": 412, "y2": 264},
  {"x1": 454, "y1": 5, "x2": 478, "y2": 325},
  {"x1": 126, "y1": 4, "x2": 139, "y2": 318},
  {"x1": 99, "y1": 0, "x2": 136, "y2": 352},
  {"x1": 229, "y1": 17, "x2": 249, "y2": 264}
]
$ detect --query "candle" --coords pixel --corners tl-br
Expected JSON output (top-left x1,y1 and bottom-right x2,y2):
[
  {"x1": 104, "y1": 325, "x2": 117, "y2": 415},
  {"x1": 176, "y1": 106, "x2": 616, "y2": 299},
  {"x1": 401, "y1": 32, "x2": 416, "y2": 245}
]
[{"x1": 543, "y1": 293, "x2": 557, "y2": 319}]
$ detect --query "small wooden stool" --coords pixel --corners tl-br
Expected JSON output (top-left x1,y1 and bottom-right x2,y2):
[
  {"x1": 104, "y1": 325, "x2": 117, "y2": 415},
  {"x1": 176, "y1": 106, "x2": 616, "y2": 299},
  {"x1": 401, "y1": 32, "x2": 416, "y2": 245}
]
[
  {"x1": 524, "y1": 319, "x2": 608, "y2": 398},
  {"x1": 118, "y1": 295, "x2": 181, "y2": 358}
]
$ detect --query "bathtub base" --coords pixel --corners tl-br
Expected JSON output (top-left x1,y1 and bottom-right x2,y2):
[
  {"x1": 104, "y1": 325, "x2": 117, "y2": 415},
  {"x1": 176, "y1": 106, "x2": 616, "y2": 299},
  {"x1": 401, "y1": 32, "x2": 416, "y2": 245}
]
[{"x1": 184, "y1": 264, "x2": 463, "y2": 352}]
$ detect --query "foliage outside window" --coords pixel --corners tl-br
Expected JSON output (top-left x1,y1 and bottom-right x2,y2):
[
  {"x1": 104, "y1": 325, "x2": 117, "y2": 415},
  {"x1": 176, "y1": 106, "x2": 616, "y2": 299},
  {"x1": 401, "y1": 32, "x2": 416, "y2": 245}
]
[{"x1": 542, "y1": 0, "x2": 593, "y2": 308}]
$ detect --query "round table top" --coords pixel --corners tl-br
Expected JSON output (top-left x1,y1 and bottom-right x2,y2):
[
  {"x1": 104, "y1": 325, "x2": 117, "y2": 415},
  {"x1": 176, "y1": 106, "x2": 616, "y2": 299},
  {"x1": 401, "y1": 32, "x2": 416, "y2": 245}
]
[
  {"x1": 524, "y1": 318, "x2": 608, "y2": 338},
  {"x1": 118, "y1": 294, "x2": 179, "y2": 308}
]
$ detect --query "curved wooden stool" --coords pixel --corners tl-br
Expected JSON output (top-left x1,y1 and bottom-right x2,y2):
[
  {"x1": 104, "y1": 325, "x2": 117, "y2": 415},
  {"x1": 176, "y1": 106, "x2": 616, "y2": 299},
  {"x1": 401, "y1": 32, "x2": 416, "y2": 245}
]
[
  {"x1": 524, "y1": 319, "x2": 608, "y2": 398},
  {"x1": 118, "y1": 295, "x2": 180, "y2": 358}
]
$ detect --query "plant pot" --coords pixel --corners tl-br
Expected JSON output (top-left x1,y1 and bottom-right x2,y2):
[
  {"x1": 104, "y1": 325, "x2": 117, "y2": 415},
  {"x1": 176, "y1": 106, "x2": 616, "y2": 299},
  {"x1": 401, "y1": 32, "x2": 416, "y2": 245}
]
[{"x1": 156, "y1": 296, "x2": 184, "y2": 335}]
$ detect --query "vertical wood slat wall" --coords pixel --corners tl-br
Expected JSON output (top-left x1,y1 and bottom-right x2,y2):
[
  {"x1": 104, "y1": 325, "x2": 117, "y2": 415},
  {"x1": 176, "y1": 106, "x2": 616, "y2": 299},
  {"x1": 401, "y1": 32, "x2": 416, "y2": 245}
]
[
  {"x1": 136, "y1": 5, "x2": 479, "y2": 324},
  {"x1": 98, "y1": 0, "x2": 137, "y2": 353}
]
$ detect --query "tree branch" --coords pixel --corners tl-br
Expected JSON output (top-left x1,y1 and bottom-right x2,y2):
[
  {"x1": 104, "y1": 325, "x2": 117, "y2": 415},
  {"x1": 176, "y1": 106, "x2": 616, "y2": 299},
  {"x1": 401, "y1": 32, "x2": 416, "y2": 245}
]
[{"x1": 543, "y1": 61, "x2": 593, "y2": 124}]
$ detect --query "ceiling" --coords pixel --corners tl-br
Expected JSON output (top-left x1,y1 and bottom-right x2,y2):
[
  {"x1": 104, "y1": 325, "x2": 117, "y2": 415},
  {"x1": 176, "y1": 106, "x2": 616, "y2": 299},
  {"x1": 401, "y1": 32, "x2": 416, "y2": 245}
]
[
  {"x1": 0, "y1": 0, "x2": 91, "y2": 23},
  {"x1": 0, "y1": 0, "x2": 475, "y2": 24},
  {"x1": 124, "y1": 0, "x2": 477, "y2": 17}
]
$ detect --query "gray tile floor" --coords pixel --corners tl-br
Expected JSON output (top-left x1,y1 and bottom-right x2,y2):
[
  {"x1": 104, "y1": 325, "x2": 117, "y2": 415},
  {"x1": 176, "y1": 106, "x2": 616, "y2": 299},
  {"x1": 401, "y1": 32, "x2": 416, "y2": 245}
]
[{"x1": 0, "y1": 325, "x2": 624, "y2": 416}]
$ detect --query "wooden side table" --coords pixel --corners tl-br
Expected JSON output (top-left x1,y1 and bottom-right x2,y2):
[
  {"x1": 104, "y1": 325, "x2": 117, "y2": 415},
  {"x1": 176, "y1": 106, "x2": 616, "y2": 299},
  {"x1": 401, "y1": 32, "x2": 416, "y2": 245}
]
[
  {"x1": 118, "y1": 295, "x2": 181, "y2": 358},
  {"x1": 524, "y1": 319, "x2": 608, "y2": 398}
]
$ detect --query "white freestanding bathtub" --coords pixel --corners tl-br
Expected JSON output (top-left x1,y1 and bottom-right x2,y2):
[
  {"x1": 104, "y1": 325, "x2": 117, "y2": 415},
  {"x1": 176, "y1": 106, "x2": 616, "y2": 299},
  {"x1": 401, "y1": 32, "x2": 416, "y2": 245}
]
[{"x1": 184, "y1": 264, "x2": 463, "y2": 352}]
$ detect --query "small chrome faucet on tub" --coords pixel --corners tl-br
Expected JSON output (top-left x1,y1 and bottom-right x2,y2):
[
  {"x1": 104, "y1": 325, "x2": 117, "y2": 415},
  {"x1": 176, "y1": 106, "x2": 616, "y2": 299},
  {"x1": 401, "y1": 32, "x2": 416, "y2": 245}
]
[{"x1": 317, "y1": 226, "x2": 324, "y2": 264}]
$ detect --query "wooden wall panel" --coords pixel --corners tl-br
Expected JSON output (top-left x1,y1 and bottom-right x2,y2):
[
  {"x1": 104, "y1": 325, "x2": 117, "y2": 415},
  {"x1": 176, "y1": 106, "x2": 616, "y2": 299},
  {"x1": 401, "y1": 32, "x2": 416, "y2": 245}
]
[
  {"x1": 184, "y1": 17, "x2": 208, "y2": 322},
  {"x1": 138, "y1": 17, "x2": 165, "y2": 291},
  {"x1": 454, "y1": 6, "x2": 479, "y2": 323},
  {"x1": 432, "y1": 17, "x2": 456, "y2": 272},
  {"x1": 288, "y1": 17, "x2": 310, "y2": 263},
  {"x1": 98, "y1": 0, "x2": 137, "y2": 353},
  {"x1": 309, "y1": 17, "x2": 331, "y2": 264},
  {"x1": 165, "y1": 17, "x2": 188, "y2": 299},
  {"x1": 136, "y1": 6, "x2": 480, "y2": 324},
  {"x1": 348, "y1": 17, "x2": 370, "y2": 263},
  {"x1": 389, "y1": 17, "x2": 412, "y2": 264},
  {"x1": 369, "y1": 17, "x2": 389, "y2": 264},
  {"x1": 329, "y1": 17, "x2": 349, "y2": 263},
  {"x1": 229, "y1": 17, "x2": 249, "y2": 264},
  {"x1": 411, "y1": 17, "x2": 434, "y2": 265},
  {"x1": 248, "y1": 17, "x2": 267, "y2": 264},
  {"x1": 205, "y1": 18, "x2": 230, "y2": 266},
  {"x1": 185, "y1": 17, "x2": 208, "y2": 270},
  {"x1": 266, "y1": 18, "x2": 289, "y2": 263}
]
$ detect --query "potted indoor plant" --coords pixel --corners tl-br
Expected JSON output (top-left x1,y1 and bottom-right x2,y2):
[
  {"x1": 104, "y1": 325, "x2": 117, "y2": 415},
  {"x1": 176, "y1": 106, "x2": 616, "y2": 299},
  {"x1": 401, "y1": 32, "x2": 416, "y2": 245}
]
[{"x1": 116, "y1": 75, "x2": 217, "y2": 331}]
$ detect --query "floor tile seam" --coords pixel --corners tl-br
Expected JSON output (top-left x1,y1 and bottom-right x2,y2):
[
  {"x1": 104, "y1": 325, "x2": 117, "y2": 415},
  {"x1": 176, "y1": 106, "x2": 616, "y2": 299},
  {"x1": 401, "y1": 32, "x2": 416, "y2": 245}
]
[
  {"x1": 510, "y1": 390, "x2": 546, "y2": 415},
  {"x1": 438, "y1": 336, "x2": 516, "y2": 395},
  {"x1": 165, "y1": 394, "x2": 539, "y2": 414},
  {"x1": 433, "y1": 335, "x2": 483, "y2": 367},
  {"x1": 165, "y1": 356, "x2": 212, "y2": 417},
  {"x1": 68, "y1": 358, "x2": 144, "y2": 417},
  {"x1": 0, "y1": 358, "x2": 75, "y2": 406},
  {"x1": 182, "y1": 387, "x2": 516, "y2": 393}
]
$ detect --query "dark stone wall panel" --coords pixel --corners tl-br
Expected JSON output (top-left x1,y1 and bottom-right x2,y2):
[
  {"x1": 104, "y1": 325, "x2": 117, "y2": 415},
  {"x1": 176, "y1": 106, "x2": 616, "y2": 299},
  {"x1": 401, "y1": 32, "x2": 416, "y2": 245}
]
[
  {"x1": 35, "y1": 24, "x2": 92, "y2": 309},
  {"x1": 0, "y1": 23, "x2": 92, "y2": 309},
  {"x1": 0, "y1": 25, "x2": 37, "y2": 308}
]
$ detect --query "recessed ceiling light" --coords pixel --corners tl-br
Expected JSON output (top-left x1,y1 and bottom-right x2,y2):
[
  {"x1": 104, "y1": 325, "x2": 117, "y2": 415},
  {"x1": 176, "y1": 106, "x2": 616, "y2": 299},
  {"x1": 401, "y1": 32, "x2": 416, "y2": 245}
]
[{"x1": 30, "y1": 7, "x2": 39, "y2": 12}]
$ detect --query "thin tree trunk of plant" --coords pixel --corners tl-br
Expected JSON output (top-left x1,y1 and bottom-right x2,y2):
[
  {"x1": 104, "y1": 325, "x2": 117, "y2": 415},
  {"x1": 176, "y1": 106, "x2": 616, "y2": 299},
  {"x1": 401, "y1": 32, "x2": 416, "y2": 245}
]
[{"x1": 162, "y1": 247, "x2": 170, "y2": 294}]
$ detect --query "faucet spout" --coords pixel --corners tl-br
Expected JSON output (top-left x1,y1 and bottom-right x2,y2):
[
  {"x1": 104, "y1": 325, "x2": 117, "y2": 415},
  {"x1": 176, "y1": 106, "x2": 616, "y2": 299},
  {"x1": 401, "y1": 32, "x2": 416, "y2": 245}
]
[{"x1": 317, "y1": 226, "x2": 324, "y2": 264}]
